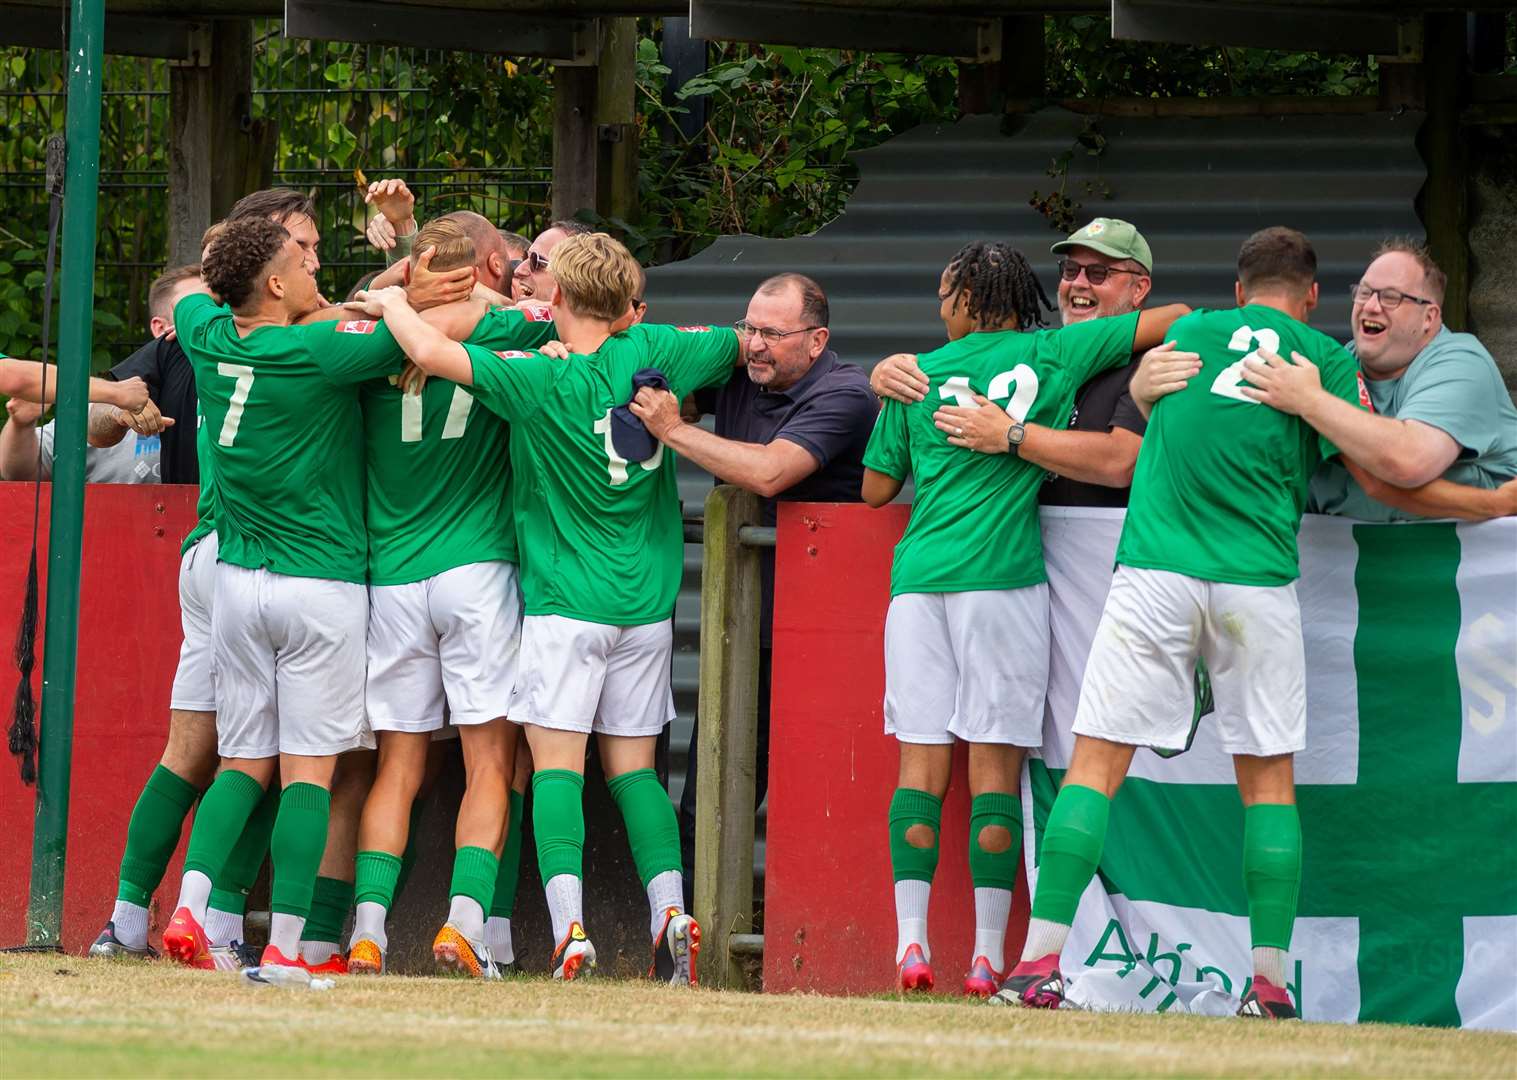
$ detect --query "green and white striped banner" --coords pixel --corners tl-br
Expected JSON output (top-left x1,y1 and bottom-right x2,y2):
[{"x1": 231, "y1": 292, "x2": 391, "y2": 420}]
[{"x1": 1028, "y1": 508, "x2": 1517, "y2": 1029}]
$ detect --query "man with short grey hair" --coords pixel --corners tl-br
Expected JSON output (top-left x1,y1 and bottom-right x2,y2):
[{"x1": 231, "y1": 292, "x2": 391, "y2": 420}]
[{"x1": 630, "y1": 272, "x2": 879, "y2": 899}]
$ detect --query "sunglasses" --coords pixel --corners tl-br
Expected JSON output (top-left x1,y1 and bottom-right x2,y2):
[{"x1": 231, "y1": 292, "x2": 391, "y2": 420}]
[
  {"x1": 1057, "y1": 259, "x2": 1145, "y2": 286},
  {"x1": 526, "y1": 251, "x2": 550, "y2": 273}
]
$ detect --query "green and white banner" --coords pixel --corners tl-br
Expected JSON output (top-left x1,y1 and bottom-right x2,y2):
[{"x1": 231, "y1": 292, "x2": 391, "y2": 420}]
[{"x1": 1027, "y1": 508, "x2": 1517, "y2": 1029}]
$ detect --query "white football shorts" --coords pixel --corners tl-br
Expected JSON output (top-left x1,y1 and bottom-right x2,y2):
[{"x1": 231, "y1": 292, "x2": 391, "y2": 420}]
[
  {"x1": 1073, "y1": 565, "x2": 1306, "y2": 756},
  {"x1": 884, "y1": 585, "x2": 1050, "y2": 747},
  {"x1": 366, "y1": 560, "x2": 522, "y2": 733},
  {"x1": 169, "y1": 530, "x2": 218, "y2": 713},
  {"x1": 509, "y1": 615, "x2": 674, "y2": 738},
  {"x1": 212, "y1": 562, "x2": 371, "y2": 758}
]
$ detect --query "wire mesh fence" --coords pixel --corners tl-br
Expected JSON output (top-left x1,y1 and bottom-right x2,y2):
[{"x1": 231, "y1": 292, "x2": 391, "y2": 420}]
[{"x1": 0, "y1": 25, "x2": 552, "y2": 366}]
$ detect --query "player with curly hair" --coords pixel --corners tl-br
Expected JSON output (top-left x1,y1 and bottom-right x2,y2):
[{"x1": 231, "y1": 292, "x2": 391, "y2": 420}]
[{"x1": 860, "y1": 241, "x2": 1189, "y2": 996}]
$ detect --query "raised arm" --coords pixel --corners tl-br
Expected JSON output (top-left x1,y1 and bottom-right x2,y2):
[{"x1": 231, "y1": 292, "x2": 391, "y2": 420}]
[
  {"x1": 1132, "y1": 304, "x2": 1192, "y2": 353},
  {"x1": 0, "y1": 357, "x2": 148, "y2": 414}
]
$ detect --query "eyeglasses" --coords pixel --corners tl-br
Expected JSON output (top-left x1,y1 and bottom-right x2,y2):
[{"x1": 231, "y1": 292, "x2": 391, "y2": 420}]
[
  {"x1": 521, "y1": 251, "x2": 550, "y2": 273},
  {"x1": 507, "y1": 258, "x2": 522, "y2": 275},
  {"x1": 1350, "y1": 283, "x2": 1433, "y2": 311},
  {"x1": 733, "y1": 320, "x2": 821, "y2": 344},
  {"x1": 1057, "y1": 259, "x2": 1145, "y2": 286}
]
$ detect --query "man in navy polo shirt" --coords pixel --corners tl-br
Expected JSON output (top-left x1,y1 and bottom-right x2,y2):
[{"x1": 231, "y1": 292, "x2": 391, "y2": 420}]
[{"x1": 626, "y1": 271, "x2": 879, "y2": 897}]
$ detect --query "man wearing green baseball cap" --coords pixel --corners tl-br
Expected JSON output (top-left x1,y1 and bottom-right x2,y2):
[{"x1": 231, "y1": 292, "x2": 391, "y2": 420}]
[{"x1": 869, "y1": 217, "x2": 1159, "y2": 507}]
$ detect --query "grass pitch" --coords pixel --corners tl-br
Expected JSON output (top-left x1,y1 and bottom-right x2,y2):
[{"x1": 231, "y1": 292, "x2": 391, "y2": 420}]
[{"x1": 1, "y1": 953, "x2": 1512, "y2": 1079}]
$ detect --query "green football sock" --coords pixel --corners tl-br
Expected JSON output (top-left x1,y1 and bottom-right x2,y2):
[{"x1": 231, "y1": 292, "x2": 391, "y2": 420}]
[
  {"x1": 302, "y1": 875, "x2": 355, "y2": 945},
  {"x1": 450, "y1": 845, "x2": 499, "y2": 910},
  {"x1": 1243, "y1": 803, "x2": 1302, "y2": 951},
  {"x1": 490, "y1": 789, "x2": 525, "y2": 919},
  {"x1": 394, "y1": 797, "x2": 427, "y2": 900},
  {"x1": 269, "y1": 782, "x2": 331, "y2": 918},
  {"x1": 968, "y1": 792, "x2": 1022, "y2": 891},
  {"x1": 532, "y1": 769, "x2": 585, "y2": 882},
  {"x1": 1029, "y1": 784, "x2": 1110, "y2": 927},
  {"x1": 209, "y1": 783, "x2": 279, "y2": 915},
  {"x1": 888, "y1": 788, "x2": 942, "y2": 883},
  {"x1": 354, "y1": 850, "x2": 403, "y2": 911},
  {"x1": 116, "y1": 765, "x2": 200, "y2": 906},
  {"x1": 183, "y1": 768, "x2": 265, "y2": 881},
  {"x1": 606, "y1": 769, "x2": 681, "y2": 887}
]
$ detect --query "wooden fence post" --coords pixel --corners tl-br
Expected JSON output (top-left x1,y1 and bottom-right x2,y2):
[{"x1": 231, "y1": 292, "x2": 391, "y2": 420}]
[{"x1": 694, "y1": 484, "x2": 762, "y2": 990}]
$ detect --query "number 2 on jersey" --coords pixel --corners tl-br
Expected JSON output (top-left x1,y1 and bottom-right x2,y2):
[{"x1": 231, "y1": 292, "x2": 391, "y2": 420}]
[
  {"x1": 937, "y1": 365, "x2": 1040, "y2": 421},
  {"x1": 1210, "y1": 325, "x2": 1279, "y2": 403}
]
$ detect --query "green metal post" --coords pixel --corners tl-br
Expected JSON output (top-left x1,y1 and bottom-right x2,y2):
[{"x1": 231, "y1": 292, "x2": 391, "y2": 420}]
[{"x1": 26, "y1": 0, "x2": 105, "y2": 946}]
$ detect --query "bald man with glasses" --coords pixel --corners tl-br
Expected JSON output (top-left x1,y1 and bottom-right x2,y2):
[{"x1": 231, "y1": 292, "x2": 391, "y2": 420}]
[{"x1": 628, "y1": 271, "x2": 879, "y2": 903}]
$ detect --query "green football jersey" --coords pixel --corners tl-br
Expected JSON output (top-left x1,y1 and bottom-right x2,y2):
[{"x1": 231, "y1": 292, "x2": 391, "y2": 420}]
[
  {"x1": 174, "y1": 293, "x2": 405, "y2": 583},
  {"x1": 361, "y1": 310, "x2": 558, "y2": 585},
  {"x1": 1118, "y1": 304, "x2": 1369, "y2": 587},
  {"x1": 863, "y1": 313, "x2": 1141, "y2": 596},
  {"x1": 466, "y1": 323, "x2": 741, "y2": 626}
]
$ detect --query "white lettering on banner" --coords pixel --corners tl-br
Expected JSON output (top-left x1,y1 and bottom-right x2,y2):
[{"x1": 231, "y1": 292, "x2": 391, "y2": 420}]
[
  {"x1": 1454, "y1": 523, "x2": 1517, "y2": 783},
  {"x1": 1457, "y1": 916, "x2": 1517, "y2": 1031}
]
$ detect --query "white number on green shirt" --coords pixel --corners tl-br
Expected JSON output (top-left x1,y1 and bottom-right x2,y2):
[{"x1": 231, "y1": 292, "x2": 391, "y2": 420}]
[
  {"x1": 389, "y1": 377, "x2": 475, "y2": 442},
  {"x1": 217, "y1": 362, "x2": 255, "y2": 446},
  {"x1": 1210, "y1": 326, "x2": 1279, "y2": 404},
  {"x1": 937, "y1": 365, "x2": 1040, "y2": 421},
  {"x1": 594, "y1": 408, "x2": 663, "y2": 485}
]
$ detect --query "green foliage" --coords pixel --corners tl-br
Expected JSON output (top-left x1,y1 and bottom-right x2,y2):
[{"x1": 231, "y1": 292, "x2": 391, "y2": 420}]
[
  {"x1": 1046, "y1": 15, "x2": 1379, "y2": 99},
  {"x1": 624, "y1": 39, "x2": 959, "y2": 262}
]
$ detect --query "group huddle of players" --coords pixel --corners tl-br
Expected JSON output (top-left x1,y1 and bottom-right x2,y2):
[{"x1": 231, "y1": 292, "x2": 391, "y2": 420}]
[
  {"x1": 80, "y1": 181, "x2": 1424, "y2": 1017},
  {"x1": 88, "y1": 188, "x2": 738, "y2": 987}
]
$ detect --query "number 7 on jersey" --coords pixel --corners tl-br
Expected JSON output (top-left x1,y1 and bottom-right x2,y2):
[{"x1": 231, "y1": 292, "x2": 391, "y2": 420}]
[{"x1": 217, "y1": 362, "x2": 256, "y2": 446}]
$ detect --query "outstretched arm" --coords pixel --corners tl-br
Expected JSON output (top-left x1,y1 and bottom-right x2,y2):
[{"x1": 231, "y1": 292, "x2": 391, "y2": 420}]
[
  {"x1": 347, "y1": 287, "x2": 474, "y2": 386},
  {"x1": 1343, "y1": 458, "x2": 1517, "y2": 521}
]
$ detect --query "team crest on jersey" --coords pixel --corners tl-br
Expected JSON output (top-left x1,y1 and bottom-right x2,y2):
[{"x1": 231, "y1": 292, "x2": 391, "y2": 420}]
[
  {"x1": 675, "y1": 325, "x2": 711, "y2": 333},
  {"x1": 1356, "y1": 372, "x2": 1374, "y2": 412},
  {"x1": 521, "y1": 306, "x2": 553, "y2": 322},
  {"x1": 495, "y1": 350, "x2": 533, "y2": 359},
  {"x1": 337, "y1": 319, "x2": 376, "y2": 334}
]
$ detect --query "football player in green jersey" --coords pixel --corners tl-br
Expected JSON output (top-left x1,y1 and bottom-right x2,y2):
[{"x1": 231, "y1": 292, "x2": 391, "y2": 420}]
[
  {"x1": 862, "y1": 242, "x2": 1189, "y2": 998},
  {"x1": 999, "y1": 227, "x2": 1381, "y2": 1020},
  {"x1": 346, "y1": 218, "x2": 555, "y2": 979},
  {"x1": 346, "y1": 232, "x2": 743, "y2": 984},
  {"x1": 161, "y1": 214, "x2": 409, "y2": 983}
]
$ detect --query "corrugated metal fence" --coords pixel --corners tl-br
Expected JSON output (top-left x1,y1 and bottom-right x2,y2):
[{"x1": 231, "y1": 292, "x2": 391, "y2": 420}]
[{"x1": 654, "y1": 108, "x2": 1426, "y2": 834}]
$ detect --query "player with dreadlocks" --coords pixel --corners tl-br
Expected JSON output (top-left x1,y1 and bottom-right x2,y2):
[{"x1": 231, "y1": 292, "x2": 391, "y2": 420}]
[{"x1": 860, "y1": 241, "x2": 1189, "y2": 996}]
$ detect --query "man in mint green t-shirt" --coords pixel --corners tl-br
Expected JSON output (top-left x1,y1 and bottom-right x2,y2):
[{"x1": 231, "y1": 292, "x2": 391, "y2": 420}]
[
  {"x1": 1242, "y1": 239, "x2": 1517, "y2": 522},
  {"x1": 860, "y1": 240, "x2": 1188, "y2": 998},
  {"x1": 345, "y1": 232, "x2": 741, "y2": 988},
  {"x1": 1000, "y1": 227, "x2": 1391, "y2": 1021}
]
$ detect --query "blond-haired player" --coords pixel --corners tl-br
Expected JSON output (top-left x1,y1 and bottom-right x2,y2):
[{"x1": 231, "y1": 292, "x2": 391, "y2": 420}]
[
  {"x1": 346, "y1": 233, "x2": 742, "y2": 983},
  {"x1": 346, "y1": 217, "x2": 557, "y2": 977}
]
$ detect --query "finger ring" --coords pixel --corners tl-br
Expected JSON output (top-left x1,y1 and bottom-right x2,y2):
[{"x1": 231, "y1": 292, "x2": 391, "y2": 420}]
[{"x1": 955, "y1": 427, "x2": 964, "y2": 436}]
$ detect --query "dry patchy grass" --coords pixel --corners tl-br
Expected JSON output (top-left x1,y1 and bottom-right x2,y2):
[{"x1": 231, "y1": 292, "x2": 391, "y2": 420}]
[{"x1": 0, "y1": 953, "x2": 1512, "y2": 1078}]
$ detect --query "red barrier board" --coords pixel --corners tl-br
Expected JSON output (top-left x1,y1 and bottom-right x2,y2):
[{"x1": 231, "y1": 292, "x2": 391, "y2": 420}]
[
  {"x1": 766, "y1": 502, "x2": 1029, "y2": 995},
  {"x1": 0, "y1": 483, "x2": 199, "y2": 951}
]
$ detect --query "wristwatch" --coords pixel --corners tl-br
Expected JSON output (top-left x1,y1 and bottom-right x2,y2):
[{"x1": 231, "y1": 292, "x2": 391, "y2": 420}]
[{"x1": 1006, "y1": 421, "x2": 1026, "y2": 455}]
